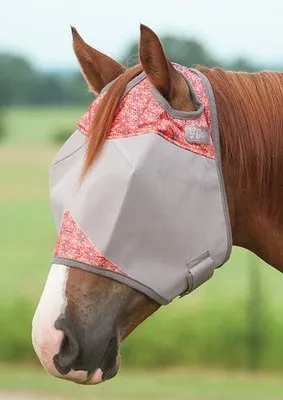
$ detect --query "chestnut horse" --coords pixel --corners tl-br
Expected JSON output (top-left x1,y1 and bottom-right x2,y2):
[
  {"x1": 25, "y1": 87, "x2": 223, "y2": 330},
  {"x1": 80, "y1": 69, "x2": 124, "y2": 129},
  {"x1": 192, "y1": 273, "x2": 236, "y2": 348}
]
[{"x1": 32, "y1": 24, "x2": 283, "y2": 385}]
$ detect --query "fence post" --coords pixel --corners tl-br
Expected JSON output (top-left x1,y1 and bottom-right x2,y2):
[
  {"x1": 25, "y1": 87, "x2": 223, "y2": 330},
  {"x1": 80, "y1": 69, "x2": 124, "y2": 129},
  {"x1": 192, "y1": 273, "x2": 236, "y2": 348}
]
[
  {"x1": 246, "y1": 252, "x2": 262, "y2": 370},
  {"x1": 0, "y1": 108, "x2": 5, "y2": 143}
]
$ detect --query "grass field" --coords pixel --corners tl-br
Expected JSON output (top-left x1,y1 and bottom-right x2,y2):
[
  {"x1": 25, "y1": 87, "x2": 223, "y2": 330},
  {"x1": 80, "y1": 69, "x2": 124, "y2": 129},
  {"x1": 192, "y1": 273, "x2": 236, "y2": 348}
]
[
  {"x1": 1, "y1": 365, "x2": 283, "y2": 400},
  {"x1": 2, "y1": 106, "x2": 283, "y2": 397},
  {"x1": 4, "y1": 106, "x2": 85, "y2": 145}
]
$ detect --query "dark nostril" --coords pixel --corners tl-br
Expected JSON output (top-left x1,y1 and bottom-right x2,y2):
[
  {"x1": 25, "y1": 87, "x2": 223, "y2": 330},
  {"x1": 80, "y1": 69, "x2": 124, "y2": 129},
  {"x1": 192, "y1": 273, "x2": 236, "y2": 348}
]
[
  {"x1": 101, "y1": 336, "x2": 119, "y2": 381},
  {"x1": 53, "y1": 318, "x2": 80, "y2": 375},
  {"x1": 100, "y1": 337, "x2": 117, "y2": 372},
  {"x1": 52, "y1": 317, "x2": 119, "y2": 378}
]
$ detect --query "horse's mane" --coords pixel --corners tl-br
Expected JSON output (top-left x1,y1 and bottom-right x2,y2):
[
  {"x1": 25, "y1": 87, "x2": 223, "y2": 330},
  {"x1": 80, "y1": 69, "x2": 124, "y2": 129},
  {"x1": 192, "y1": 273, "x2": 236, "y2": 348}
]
[
  {"x1": 83, "y1": 64, "x2": 283, "y2": 220},
  {"x1": 199, "y1": 67, "x2": 283, "y2": 220}
]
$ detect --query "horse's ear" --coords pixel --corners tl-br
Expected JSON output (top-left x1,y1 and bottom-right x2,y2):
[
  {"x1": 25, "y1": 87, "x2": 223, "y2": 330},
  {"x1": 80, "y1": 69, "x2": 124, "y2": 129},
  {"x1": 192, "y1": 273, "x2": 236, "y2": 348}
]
[
  {"x1": 71, "y1": 26, "x2": 126, "y2": 94},
  {"x1": 139, "y1": 24, "x2": 183, "y2": 101}
]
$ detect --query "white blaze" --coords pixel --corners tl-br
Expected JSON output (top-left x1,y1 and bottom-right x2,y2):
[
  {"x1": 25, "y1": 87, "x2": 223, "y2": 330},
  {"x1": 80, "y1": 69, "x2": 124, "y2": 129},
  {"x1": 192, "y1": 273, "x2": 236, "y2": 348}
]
[
  {"x1": 32, "y1": 263, "x2": 103, "y2": 384},
  {"x1": 32, "y1": 264, "x2": 68, "y2": 377}
]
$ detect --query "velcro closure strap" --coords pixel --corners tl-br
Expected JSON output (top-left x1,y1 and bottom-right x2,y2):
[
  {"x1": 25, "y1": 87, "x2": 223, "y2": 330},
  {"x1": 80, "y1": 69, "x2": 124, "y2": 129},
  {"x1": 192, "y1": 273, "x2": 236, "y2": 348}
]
[{"x1": 180, "y1": 251, "x2": 215, "y2": 297}]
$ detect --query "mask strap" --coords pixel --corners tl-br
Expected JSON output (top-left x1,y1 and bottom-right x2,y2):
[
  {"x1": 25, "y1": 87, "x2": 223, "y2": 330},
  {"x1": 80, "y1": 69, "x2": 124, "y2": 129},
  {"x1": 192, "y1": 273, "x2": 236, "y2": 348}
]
[{"x1": 180, "y1": 251, "x2": 215, "y2": 297}]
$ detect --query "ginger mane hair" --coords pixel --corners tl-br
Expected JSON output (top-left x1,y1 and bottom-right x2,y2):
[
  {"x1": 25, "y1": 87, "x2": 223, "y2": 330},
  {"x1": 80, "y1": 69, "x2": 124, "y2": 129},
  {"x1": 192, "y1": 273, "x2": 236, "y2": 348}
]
[
  {"x1": 82, "y1": 64, "x2": 143, "y2": 178},
  {"x1": 83, "y1": 64, "x2": 283, "y2": 219},
  {"x1": 199, "y1": 67, "x2": 283, "y2": 219}
]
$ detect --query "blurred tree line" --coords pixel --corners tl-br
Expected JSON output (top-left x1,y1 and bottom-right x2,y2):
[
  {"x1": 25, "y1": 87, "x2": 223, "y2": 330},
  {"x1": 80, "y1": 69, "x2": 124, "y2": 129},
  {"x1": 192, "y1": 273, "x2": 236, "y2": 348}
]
[
  {"x1": 0, "y1": 35, "x2": 271, "y2": 108},
  {"x1": 0, "y1": 35, "x2": 279, "y2": 143},
  {"x1": 121, "y1": 36, "x2": 259, "y2": 72},
  {"x1": 0, "y1": 53, "x2": 92, "y2": 107}
]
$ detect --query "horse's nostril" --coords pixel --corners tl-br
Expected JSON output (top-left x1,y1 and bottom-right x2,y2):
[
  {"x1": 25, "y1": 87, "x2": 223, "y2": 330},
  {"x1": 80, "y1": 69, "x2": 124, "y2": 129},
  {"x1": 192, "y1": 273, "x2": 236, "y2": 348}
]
[
  {"x1": 53, "y1": 318, "x2": 80, "y2": 375},
  {"x1": 100, "y1": 336, "x2": 119, "y2": 381},
  {"x1": 100, "y1": 337, "x2": 117, "y2": 371},
  {"x1": 52, "y1": 317, "x2": 119, "y2": 379}
]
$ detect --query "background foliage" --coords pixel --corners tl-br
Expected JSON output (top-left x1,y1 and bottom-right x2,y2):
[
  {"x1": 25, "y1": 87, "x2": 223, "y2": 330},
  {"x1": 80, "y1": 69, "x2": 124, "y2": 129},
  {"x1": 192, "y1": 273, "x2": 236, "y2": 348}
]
[{"x1": 0, "y1": 36, "x2": 271, "y2": 109}]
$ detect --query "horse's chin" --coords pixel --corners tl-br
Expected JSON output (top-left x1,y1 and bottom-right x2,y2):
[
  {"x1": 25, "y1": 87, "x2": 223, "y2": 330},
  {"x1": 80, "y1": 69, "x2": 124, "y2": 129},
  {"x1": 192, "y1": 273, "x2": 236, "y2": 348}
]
[
  {"x1": 53, "y1": 345, "x2": 121, "y2": 385},
  {"x1": 35, "y1": 352, "x2": 120, "y2": 385},
  {"x1": 83, "y1": 356, "x2": 121, "y2": 385}
]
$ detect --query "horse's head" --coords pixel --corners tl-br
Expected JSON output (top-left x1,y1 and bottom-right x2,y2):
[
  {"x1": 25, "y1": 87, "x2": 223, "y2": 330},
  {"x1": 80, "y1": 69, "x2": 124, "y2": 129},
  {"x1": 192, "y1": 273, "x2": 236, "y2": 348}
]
[{"x1": 32, "y1": 25, "x2": 231, "y2": 385}]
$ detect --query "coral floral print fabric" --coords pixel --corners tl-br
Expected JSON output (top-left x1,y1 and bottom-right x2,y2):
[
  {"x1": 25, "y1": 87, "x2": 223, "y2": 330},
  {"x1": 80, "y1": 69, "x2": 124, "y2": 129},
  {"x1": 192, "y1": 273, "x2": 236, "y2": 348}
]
[
  {"x1": 54, "y1": 211, "x2": 126, "y2": 275},
  {"x1": 78, "y1": 65, "x2": 215, "y2": 160}
]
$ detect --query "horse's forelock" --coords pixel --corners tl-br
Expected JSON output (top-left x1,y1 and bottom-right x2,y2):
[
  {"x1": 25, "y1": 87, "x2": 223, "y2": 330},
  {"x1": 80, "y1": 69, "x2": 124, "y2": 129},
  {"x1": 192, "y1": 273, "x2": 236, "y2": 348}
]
[{"x1": 81, "y1": 64, "x2": 144, "y2": 179}]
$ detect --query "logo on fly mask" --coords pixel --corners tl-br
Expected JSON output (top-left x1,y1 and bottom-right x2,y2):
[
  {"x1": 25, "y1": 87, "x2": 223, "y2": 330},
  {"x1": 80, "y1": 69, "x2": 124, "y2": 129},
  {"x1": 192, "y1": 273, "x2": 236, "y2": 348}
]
[{"x1": 185, "y1": 126, "x2": 210, "y2": 145}]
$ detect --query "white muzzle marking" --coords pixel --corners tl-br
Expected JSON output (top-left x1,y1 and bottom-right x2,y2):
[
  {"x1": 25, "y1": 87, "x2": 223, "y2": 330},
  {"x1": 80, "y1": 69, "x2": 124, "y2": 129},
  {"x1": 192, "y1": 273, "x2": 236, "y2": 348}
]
[{"x1": 32, "y1": 264, "x2": 103, "y2": 384}]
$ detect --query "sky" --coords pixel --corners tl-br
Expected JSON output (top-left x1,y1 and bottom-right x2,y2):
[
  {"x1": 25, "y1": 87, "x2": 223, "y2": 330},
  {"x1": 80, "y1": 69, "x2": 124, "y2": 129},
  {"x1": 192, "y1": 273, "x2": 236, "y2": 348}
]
[{"x1": 0, "y1": 0, "x2": 283, "y2": 70}]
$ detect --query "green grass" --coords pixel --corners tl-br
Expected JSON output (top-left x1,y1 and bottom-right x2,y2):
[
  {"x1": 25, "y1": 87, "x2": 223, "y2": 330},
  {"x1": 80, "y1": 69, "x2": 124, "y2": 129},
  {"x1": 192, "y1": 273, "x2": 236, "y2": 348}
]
[
  {"x1": 4, "y1": 106, "x2": 85, "y2": 145},
  {"x1": 1, "y1": 365, "x2": 283, "y2": 400}
]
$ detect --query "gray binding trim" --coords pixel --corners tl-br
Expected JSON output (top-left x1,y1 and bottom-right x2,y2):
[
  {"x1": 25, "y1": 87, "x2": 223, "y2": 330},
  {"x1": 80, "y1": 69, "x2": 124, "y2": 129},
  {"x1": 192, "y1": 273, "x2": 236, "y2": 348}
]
[
  {"x1": 101, "y1": 72, "x2": 147, "y2": 96},
  {"x1": 51, "y1": 141, "x2": 86, "y2": 166},
  {"x1": 101, "y1": 69, "x2": 204, "y2": 121},
  {"x1": 190, "y1": 68, "x2": 232, "y2": 264},
  {"x1": 101, "y1": 76, "x2": 121, "y2": 93},
  {"x1": 150, "y1": 72, "x2": 204, "y2": 120},
  {"x1": 123, "y1": 72, "x2": 147, "y2": 95},
  {"x1": 52, "y1": 257, "x2": 170, "y2": 305}
]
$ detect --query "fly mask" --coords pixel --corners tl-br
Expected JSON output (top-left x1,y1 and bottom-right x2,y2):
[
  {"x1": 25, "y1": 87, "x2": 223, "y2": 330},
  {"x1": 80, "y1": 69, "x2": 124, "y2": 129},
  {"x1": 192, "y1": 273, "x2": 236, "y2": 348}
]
[{"x1": 50, "y1": 64, "x2": 232, "y2": 305}]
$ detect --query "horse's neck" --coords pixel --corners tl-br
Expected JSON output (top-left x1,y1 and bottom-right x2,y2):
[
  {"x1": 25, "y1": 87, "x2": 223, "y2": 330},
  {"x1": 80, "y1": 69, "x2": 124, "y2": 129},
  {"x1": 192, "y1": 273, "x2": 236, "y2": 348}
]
[
  {"x1": 223, "y1": 165, "x2": 283, "y2": 272},
  {"x1": 199, "y1": 67, "x2": 283, "y2": 273},
  {"x1": 215, "y1": 81, "x2": 283, "y2": 273}
]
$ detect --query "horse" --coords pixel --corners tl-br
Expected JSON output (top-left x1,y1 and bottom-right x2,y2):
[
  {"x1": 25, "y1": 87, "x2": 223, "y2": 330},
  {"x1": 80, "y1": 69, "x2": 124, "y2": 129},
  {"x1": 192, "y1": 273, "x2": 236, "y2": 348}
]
[{"x1": 32, "y1": 24, "x2": 283, "y2": 385}]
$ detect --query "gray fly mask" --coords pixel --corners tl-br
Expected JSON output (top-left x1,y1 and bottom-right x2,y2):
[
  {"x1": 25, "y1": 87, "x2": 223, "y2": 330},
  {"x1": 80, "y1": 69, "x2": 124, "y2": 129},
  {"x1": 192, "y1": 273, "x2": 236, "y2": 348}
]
[{"x1": 50, "y1": 64, "x2": 232, "y2": 305}]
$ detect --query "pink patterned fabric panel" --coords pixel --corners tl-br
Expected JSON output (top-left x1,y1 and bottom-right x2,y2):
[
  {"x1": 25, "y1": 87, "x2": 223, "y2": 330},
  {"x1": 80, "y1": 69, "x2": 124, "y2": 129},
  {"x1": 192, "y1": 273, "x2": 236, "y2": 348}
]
[
  {"x1": 54, "y1": 210, "x2": 126, "y2": 275},
  {"x1": 78, "y1": 66, "x2": 215, "y2": 159}
]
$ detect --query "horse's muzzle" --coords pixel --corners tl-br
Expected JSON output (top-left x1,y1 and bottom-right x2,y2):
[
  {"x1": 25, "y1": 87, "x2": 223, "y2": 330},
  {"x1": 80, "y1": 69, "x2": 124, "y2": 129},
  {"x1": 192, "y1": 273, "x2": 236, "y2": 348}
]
[
  {"x1": 53, "y1": 317, "x2": 120, "y2": 384},
  {"x1": 32, "y1": 264, "x2": 119, "y2": 385}
]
